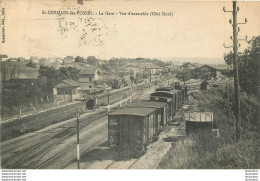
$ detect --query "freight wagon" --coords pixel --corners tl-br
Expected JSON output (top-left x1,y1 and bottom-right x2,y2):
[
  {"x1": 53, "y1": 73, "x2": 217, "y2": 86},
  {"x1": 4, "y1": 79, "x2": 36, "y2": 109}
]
[
  {"x1": 150, "y1": 91, "x2": 177, "y2": 121},
  {"x1": 107, "y1": 86, "x2": 188, "y2": 158},
  {"x1": 108, "y1": 107, "x2": 158, "y2": 158},
  {"x1": 131, "y1": 101, "x2": 168, "y2": 133},
  {"x1": 154, "y1": 87, "x2": 188, "y2": 111}
]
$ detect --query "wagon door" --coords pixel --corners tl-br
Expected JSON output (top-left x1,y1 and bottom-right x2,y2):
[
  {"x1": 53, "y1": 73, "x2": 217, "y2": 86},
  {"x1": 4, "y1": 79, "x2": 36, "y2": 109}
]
[
  {"x1": 162, "y1": 106, "x2": 166, "y2": 127},
  {"x1": 157, "y1": 111, "x2": 162, "y2": 134},
  {"x1": 119, "y1": 116, "x2": 131, "y2": 151},
  {"x1": 148, "y1": 114, "x2": 154, "y2": 142},
  {"x1": 143, "y1": 117, "x2": 149, "y2": 144},
  {"x1": 173, "y1": 94, "x2": 177, "y2": 114},
  {"x1": 108, "y1": 116, "x2": 119, "y2": 149},
  {"x1": 167, "y1": 102, "x2": 172, "y2": 123}
]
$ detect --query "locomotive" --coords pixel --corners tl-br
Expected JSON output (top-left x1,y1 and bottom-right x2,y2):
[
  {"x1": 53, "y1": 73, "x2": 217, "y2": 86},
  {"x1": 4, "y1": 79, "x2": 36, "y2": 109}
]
[{"x1": 108, "y1": 86, "x2": 187, "y2": 158}]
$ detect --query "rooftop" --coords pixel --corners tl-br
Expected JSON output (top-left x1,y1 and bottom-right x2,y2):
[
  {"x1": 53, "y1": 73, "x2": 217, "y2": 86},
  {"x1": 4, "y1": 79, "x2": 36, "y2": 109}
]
[
  {"x1": 184, "y1": 112, "x2": 214, "y2": 122},
  {"x1": 180, "y1": 63, "x2": 197, "y2": 69},
  {"x1": 155, "y1": 87, "x2": 174, "y2": 92},
  {"x1": 62, "y1": 79, "x2": 79, "y2": 87},
  {"x1": 150, "y1": 91, "x2": 179, "y2": 98},
  {"x1": 194, "y1": 65, "x2": 217, "y2": 71},
  {"x1": 131, "y1": 101, "x2": 167, "y2": 108},
  {"x1": 80, "y1": 68, "x2": 97, "y2": 75},
  {"x1": 127, "y1": 63, "x2": 163, "y2": 69},
  {"x1": 109, "y1": 107, "x2": 156, "y2": 116}
]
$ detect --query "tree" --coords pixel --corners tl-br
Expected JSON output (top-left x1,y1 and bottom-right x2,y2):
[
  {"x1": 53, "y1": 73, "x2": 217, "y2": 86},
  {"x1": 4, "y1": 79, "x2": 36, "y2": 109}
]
[
  {"x1": 38, "y1": 65, "x2": 62, "y2": 97},
  {"x1": 38, "y1": 65, "x2": 81, "y2": 96},
  {"x1": 1, "y1": 69, "x2": 8, "y2": 117},
  {"x1": 59, "y1": 67, "x2": 80, "y2": 80},
  {"x1": 224, "y1": 36, "x2": 260, "y2": 96},
  {"x1": 26, "y1": 60, "x2": 37, "y2": 68},
  {"x1": 87, "y1": 56, "x2": 98, "y2": 65},
  {"x1": 75, "y1": 56, "x2": 85, "y2": 63}
]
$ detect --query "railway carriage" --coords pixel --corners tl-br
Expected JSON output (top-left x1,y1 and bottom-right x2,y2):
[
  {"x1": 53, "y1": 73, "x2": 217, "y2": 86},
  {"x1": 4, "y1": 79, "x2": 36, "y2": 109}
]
[
  {"x1": 150, "y1": 91, "x2": 177, "y2": 122},
  {"x1": 155, "y1": 86, "x2": 187, "y2": 110},
  {"x1": 150, "y1": 95, "x2": 172, "y2": 123},
  {"x1": 176, "y1": 88, "x2": 187, "y2": 109},
  {"x1": 108, "y1": 107, "x2": 158, "y2": 158},
  {"x1": 131, "y1": 101, "x2": 168, "y2": 134}
]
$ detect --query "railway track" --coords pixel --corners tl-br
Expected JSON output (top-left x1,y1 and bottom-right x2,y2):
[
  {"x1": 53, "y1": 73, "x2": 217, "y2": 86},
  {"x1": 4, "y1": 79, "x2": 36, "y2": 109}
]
[
  {"x1": 1, "y1": 110, "x2": 108, "y2": 169},
  {"x1": 1, "y1": 102, "x2": 86, "y2": 142},
  {"x1": 37, "y1": 125, "x2": 107, "y2": 169},
  {"x1": 1, "y1": 84, "x2": 154, "y2": 169},
  {"x1": 0, "y1": 84, "x2": 140, "y2": 142}
]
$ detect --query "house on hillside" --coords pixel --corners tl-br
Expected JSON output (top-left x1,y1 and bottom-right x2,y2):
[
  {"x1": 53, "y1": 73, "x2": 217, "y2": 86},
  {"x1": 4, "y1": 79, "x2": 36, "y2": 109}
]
[
  {"x1": 63, "y1": 56, "x2": 75, "y2": 64},
  {"x1": 55, "y1": 58, "x2": 64, "y2": 63},
  {"x1": 30, "y1": 56, "x2": 40, "y2": 62},
  {"x1": 139, "y1": 63, "x2": 163, "y2": 75},
  {"x1": 193, "y1": 65, "x2": 217, "y2": 80},
  {"x1": 78, "y1": 68, "x2": 99, "y2": 94},
  {"x1": 39, "y1": 58, "x2": 49, "y2": 65},
  {"x1": 53, "y1": 79, "x2": 80, "y2": 103},
  {"x1": 17, "y1": 57, "x2": 26, "y2": 62},
  {"x1": 180, "y1": 63, "x2": 197, "y2": 70},
  {"x1": 125, "y1": 63, "x2": 163, "y2": 78},
  {"x1": 177, "y1": 62, "x2": 200, "y2": 81},
  {"x1": 125, "y1": 63, "x2": 140, "y2": 78},
  {"x1": 0, "y1": 54, "x2": 8, "y2": 61}
]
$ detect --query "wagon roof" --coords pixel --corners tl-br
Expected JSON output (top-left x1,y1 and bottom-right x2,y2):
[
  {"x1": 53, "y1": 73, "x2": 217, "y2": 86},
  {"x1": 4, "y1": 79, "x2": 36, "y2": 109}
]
[
  {"x1": 156, "y1": 86, "x2": 174, "y2": 90},
  {"x1": 150, "y1": 91, "x2": 178, "y2": 97},
  {"x1": 155, "y1": 87, "x2": 173, "y2": 91},
  {"x1": 149, "y1": 96, "x2": 172, "y2": 102},
  {"x1": 109, "y1": 107, "x2": 156, "y2": 116},
  {"x1": 131, "y1": 101, "x2": 167, "y2": 108}
]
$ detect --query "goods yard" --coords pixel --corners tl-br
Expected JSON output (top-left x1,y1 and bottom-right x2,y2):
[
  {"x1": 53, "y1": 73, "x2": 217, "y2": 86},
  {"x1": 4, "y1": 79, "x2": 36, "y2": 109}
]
[{"x1": 1, "y1": 77, "x2": 221, "y2": 169}]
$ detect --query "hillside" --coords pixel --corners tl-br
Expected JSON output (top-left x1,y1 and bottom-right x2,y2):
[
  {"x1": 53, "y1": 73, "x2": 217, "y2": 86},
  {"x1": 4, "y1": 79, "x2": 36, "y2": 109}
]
[
  {"x1": 158, "y1": 88, "x2": 259, "y2": 169},
  {"x1": 0, "y1": 61, "x2": 39, "y2": 79}
]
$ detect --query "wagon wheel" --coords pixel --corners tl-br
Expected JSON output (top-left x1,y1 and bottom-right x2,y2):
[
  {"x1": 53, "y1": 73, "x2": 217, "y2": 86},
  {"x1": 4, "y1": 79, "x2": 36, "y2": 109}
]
[
  {"x1": 135, "y1": 150, "x2": 141, "y2": 158},
  {"x1": 119, "y1": 144, "x2": 128, "y2": 159},
  {"x1": 120, "y1": 149, "x2": 128, "y2": 159},
  {"x1": 142, "y1": 147, "x2": 147, "y2": 155}
]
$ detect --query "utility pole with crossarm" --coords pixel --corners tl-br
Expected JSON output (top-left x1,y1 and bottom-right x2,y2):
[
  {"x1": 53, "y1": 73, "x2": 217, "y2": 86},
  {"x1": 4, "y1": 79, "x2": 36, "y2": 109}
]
[{"x1": 223, "y1": 1, "x2": 248, "y2": 141}]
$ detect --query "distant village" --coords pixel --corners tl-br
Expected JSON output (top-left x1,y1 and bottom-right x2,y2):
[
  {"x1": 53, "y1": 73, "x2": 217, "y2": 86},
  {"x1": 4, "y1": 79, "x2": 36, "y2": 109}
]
[{"x1": 0, "y1": 54, "x2": 228, "y2": 119}]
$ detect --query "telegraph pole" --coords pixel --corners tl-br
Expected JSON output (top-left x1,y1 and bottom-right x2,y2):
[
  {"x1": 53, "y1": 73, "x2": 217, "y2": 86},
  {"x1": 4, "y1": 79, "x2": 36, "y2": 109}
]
[
  {"x1": 232, "y1": 1, "x2": 241, "y2": 141},
  {"x1": 75, "y1": 109, "x2": 80, "y2": 169},
  {"x1": 107, "y1": 90, "x2": 110, "y2": 112},
  {"x1": 223, "y1": 1, "x2": 247, "y2": 141}
]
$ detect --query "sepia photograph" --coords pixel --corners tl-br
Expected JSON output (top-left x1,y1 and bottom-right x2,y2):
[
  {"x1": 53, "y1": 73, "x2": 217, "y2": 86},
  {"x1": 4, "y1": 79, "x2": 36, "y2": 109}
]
[{"x1": 0, "y1": 0, "x2": 259, "y2": 179}]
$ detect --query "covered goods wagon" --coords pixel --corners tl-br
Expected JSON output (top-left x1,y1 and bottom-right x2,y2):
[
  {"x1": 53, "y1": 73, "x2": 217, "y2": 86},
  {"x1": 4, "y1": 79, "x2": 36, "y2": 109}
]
[{"x1": 108, "y1": 107, "x2": 158, "y2": 158}]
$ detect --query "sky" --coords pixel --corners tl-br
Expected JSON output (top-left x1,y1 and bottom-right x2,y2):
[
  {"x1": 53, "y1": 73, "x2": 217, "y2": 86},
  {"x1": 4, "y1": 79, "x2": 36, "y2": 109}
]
[{"x1": 1, "y1": 0, "x2": 260, "y2": 64}]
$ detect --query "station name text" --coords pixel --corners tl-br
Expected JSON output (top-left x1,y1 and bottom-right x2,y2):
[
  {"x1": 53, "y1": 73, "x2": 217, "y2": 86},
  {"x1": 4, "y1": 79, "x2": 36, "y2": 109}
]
[{"x1": 42, "y1": 10, "x2": 174, "y2": 17}]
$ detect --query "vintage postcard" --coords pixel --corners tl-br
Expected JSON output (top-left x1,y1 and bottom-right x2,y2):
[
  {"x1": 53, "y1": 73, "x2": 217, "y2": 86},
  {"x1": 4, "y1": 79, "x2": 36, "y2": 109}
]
[{"x1": 0, "y1": 0, "x2": 259, "y2": 179}]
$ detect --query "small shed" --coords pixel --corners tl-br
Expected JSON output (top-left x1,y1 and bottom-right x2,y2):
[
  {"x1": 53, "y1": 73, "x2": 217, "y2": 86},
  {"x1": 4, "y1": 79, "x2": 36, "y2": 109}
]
[
  {"x1": 193, "y1": 65, "x2": 217, "y2": 80},
  {"x1": 53, "y1": 79, "x2": 80, "y2": 103},
  {"x1": 200, "y1": 80, "x2": 209, "y2": 90},
  {"x1": 184, "y1": 112, "x2": 214, "y2": 134}
]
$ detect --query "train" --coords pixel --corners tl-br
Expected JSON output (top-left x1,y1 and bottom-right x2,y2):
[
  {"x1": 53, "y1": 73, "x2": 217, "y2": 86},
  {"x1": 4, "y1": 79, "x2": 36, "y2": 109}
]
[{"x1": 108, "y1": 86, "x2": 188, "y2": 158}]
